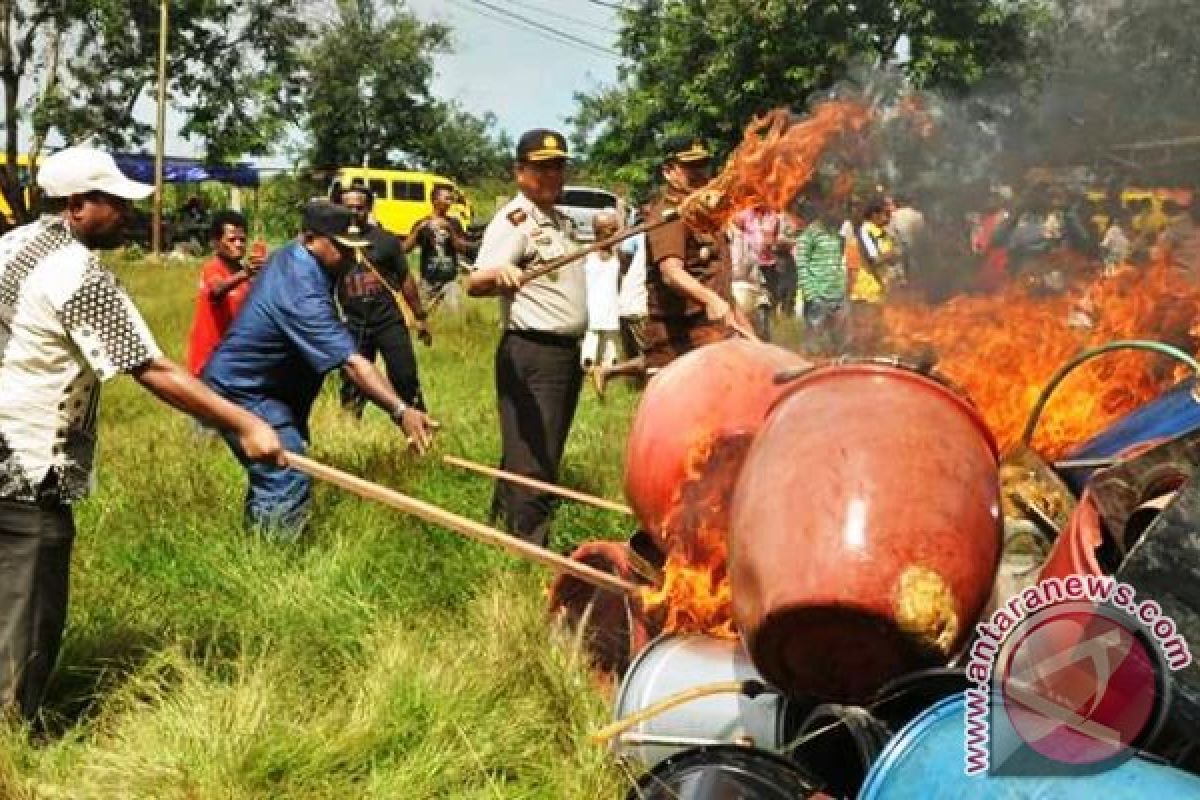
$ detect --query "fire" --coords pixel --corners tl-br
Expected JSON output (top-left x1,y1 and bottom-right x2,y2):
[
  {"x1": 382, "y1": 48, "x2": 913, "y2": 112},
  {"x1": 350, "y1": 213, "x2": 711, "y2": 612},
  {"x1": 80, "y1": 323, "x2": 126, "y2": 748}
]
[
  {"x1": 885, "y1": 254, "x2": 1200, "y2": 458},
  {"x1": 641, "y1": 537, "x2": 735, "y2": 640},
  {"x1": 638, "y1": 432, "x2": 752, "y2": 639},
  {"x1": 681, "y1": 99, "x2": 874, "y2": 229},
  {"x1": 634, "y1": 98, "x2": 1200, "y2": 643}
]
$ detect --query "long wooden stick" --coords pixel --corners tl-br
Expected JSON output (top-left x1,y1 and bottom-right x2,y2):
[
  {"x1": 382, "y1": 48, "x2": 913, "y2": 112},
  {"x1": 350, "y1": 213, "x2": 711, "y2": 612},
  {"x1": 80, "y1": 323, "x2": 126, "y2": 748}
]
[
  {"x1": 443, "y1": 454, "x2": 634, "y2": 517},
  {"x1": 517, "y1": 208, "x2": 680, "y2": 286},
  {"x1": 285, "y1": 453, "x2": 641, "y2": 597}
]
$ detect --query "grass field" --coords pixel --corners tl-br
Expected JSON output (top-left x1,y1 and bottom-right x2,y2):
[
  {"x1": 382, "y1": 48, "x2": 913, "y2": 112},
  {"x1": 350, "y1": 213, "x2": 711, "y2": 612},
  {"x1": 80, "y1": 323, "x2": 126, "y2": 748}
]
[{"x1": 0, "y1": 252, "x2": 647, "y2": 798}]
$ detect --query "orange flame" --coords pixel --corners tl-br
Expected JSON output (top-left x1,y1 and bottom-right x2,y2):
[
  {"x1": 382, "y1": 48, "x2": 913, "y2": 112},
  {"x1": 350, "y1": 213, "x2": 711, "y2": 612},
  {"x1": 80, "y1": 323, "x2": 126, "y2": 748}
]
[
  {"x1": 637, "y1": 98, "x2": 1200, "y2": 641},
  {"x1": 885, "y1": 254, "x2": 1200, "y2": 459},
  {"x1": 641, "y1": 533, "x2": 735, "y2": 640},
  {"x1": 681, "y1": 99, "x2": 874, "y2": 230},
  {"x1": 638, "y1": 433, "x2": 750, "y2": 639}
]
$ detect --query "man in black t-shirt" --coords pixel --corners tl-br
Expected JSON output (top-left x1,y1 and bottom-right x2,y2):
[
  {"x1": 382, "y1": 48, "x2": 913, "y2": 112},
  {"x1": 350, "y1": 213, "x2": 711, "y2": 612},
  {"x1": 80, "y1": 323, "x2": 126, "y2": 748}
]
[
  {"x1": 335, "y1": 185, "x2": 430, "y2": 414},
  {"x1": 405, "y1": 185, "x2": 475, "y2": 295}
]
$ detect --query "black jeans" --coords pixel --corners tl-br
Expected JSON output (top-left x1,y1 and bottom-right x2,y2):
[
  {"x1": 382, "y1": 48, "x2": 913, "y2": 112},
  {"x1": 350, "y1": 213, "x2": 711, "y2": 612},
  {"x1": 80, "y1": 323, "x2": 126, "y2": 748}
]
[
  {"x1": 490, "y1": 331, "x2": 583, "y2": 547},
  {"x1": 0, "y1": 499, "x2": 75, "y2": 722},
  {"x1": 340, "y1": 309, "x2": 426, "y2": 413}
]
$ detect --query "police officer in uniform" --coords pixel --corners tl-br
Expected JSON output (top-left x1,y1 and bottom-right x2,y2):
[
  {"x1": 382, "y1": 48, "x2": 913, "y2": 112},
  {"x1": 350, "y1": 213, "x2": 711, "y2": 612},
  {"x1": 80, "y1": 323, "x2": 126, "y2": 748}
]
[
  {"x1": 466, "y1": 129, "x2": 586, "y2": 547},
  {"x1": 593, "y1": 137, "x2": 754, "y2": 391}
]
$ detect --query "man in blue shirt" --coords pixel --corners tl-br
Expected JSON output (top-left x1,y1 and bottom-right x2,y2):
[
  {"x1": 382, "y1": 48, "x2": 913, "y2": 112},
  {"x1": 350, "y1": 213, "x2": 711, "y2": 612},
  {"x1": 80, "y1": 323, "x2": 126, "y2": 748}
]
[{"x1": 205, "y1": 200, "x2": 436, "y2": 536}]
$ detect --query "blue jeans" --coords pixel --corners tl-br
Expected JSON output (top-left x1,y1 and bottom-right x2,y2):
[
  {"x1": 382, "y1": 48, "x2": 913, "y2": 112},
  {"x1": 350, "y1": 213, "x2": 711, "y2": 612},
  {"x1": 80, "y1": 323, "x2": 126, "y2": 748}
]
[
  {"x1": 221, "y1": 422, "x2": 311, "y2": 540},
  {"x1": 802, "y1": 298, "x2": 847, "y2": 356}
]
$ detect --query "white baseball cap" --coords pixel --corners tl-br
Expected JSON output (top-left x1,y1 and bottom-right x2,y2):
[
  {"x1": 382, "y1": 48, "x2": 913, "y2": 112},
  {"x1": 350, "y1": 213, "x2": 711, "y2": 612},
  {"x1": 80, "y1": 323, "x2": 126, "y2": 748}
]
[{"x1": 37, "y1": 146, "x2": 155, "y2": 200}]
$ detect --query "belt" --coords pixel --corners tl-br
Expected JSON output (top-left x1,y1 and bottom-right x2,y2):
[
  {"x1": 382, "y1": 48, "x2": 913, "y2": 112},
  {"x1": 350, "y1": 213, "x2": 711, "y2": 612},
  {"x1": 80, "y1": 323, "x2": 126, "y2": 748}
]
[{"x1": 504, "y1": 329, "x2": 582, "y2": 347}]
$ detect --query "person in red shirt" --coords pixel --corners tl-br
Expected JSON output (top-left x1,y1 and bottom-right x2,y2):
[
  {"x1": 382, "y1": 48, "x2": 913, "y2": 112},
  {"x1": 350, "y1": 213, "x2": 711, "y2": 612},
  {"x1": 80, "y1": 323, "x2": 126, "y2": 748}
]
[{"x1": 186, "y1": 211, "x2": 264, "y2": 376}]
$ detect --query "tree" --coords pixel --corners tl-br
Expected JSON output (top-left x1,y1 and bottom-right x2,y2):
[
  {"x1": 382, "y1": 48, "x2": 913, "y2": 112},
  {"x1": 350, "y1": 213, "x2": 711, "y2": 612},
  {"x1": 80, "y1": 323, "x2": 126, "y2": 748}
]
[
  {"x1": 301, "y1": 0, "x2": 510, "y2": 185},
  {"x1": 0, "y1": 0, "x2": 309, "y2": 222},
  {"x1": 571, "y1": 0, "x2": 1049, "y2": 193},
  {"x1": 418, "y1": 102, "x2": 511, "y2": 184},
  {"x1": 302, "y1": 0, "x2": 448, "y2": 171},
  {"x1": 1002, "y1": 0, "x2": 1200, "y2": 184}
]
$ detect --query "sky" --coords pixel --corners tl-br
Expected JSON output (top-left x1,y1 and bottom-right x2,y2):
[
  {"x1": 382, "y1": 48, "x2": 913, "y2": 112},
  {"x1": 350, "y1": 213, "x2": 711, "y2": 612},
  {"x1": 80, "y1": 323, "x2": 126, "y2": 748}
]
[
  {"x1": 406, "y1": 0, "x2": 623, "y2": 140},
  {"x1": 26, "y1": 0, "x2": 624, "y2": 164}
]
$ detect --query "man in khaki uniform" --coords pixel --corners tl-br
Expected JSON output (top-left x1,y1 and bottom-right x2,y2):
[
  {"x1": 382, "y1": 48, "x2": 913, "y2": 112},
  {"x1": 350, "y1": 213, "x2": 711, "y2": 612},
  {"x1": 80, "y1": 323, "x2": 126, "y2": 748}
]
[
  {"x1": 466, "y1": 129, "x2": 585, "y2": 547},
  {"x1": 593, "y1": 137, "x2": 754, "y2": 393}
]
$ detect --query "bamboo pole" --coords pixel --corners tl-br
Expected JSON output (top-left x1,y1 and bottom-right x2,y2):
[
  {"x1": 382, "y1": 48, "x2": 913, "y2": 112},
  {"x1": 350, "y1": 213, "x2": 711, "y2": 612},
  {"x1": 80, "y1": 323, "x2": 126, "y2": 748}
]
[
  {"x1": 516, "y1": 208, "x2": 679, "y2": 286},
  {"x1": 443, "y1": 454, "x2": 634, "y2": 517},
  {"x1": 284, "y1": 453, "x2": 640, "y2": 596}
]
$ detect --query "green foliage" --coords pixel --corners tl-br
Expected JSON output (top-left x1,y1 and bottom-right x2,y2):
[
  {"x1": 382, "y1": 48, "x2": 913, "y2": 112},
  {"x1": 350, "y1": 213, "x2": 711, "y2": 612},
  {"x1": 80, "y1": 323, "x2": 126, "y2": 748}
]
[
  {"x1": 0, "y1": 255, "x2": 637, "y2": 797},
  {"x1": 28, "y1": 0, "x2": 304, "y2": 155},
  {"x1": 253, "y1": 170, "x2": 327, "y2": 242},
  {"x1": 303, "y1": 0, "x2": 449, "y2": 171},
  {"x1": 0, "y1": 0, "x2": 309, "y2": 220},
  {"x1": 572, "y1": 0, "x2": 1049, "y2": 192},
  {"x1": 302, "y1": 0, "x2": 511, "y2": 185},
  {"x1": 420, "y1": 103, "x2": 514, "y2": 185}
]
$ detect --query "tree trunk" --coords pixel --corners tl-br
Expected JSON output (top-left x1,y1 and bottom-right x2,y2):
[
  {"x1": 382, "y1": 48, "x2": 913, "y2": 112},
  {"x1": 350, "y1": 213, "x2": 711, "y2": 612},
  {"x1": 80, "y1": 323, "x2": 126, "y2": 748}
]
[
  {"x1": 0, "y1": 0, "x2": 25, "y2": 226},
  {"x1": 27, "y1": 25, "x2": 63, "y2": 208}
]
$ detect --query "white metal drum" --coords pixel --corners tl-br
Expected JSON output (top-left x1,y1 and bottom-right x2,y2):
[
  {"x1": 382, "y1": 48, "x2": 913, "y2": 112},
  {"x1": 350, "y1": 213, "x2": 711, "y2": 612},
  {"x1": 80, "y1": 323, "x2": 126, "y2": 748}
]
[{"x1": 612, "y1": 633, "x2": 788, "y2": 767}]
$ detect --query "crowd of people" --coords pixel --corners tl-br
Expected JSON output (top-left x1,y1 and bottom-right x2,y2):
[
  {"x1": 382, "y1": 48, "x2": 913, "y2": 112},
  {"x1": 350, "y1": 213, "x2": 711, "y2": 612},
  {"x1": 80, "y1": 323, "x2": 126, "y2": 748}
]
[{"x1": 5, "y1": 130, "x2": 1200, "y2": 725}]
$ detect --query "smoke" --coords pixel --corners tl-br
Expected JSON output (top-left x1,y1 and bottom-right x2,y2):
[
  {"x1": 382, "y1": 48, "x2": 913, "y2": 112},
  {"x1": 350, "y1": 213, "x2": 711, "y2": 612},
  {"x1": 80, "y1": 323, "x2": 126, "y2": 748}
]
[{"x1": 739, "y1": 1, "x2": 1200, "y2": 304}]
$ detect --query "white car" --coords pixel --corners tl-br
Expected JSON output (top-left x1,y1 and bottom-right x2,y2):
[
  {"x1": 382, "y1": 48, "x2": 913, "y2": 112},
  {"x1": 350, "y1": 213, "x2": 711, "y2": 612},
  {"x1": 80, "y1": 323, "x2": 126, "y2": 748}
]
[{"x1": 556, "y1": 186, "x2": 626, "y2": 242}]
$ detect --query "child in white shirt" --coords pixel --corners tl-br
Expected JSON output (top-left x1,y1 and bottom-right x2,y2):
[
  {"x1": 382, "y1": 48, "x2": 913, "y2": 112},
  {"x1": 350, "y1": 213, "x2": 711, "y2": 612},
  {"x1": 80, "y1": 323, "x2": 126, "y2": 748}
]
[
  {"x1": 581, "y1": 211, "x2": 622, "y2": 376},
  {"x1": 1101, "y1": 211, "x2": 1131, "y2": 275}
]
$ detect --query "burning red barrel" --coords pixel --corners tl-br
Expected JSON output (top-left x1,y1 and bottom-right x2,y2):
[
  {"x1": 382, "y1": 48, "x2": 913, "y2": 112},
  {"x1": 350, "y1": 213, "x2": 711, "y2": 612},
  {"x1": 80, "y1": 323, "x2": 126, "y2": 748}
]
[
  {"x1": 729, "y1": 361, "x2": 1002, "y2": 702},
  {"x1": 624, "y1": 339, "x2": 807, "y2": 549}
]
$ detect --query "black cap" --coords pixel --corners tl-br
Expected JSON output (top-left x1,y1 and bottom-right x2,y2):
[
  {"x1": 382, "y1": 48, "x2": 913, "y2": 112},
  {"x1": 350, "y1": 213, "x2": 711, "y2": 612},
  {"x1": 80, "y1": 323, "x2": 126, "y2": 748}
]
[
  {"x1": 302, "y1": 199, "x2": 369, "y2": 248},
  {"x1": 516, "y1": 129, "x2": 569, "y2": 162},
  {"x1": 662, "y1": 135, "x2": 713, "y2": 165}
]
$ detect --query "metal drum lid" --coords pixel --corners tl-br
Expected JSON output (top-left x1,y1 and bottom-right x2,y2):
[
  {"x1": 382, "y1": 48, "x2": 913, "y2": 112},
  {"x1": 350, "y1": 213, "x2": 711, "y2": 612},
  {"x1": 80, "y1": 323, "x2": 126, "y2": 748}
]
[{"x1": 626, "y1": 744, "x2": 825, "y2": 800}]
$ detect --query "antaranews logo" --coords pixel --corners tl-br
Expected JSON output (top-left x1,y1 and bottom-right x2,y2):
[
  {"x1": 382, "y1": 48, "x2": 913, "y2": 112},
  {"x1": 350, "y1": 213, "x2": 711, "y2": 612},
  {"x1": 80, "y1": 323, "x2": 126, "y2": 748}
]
[{"x1": 962, "y1": 574, "x2": 1192, "y2": 776}]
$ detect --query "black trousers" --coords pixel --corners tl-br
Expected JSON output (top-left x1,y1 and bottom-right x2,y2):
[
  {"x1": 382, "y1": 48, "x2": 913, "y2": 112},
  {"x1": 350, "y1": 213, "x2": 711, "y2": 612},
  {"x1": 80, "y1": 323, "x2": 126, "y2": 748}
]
[
  {"x1": 0, "y1": 499, "x2": 75, "y2": 722},
  {"x1": 340, "y1": 310, "x2": 426, "y2": 412},
  {"x1": 490, "y1": 331, "x2": 583, "y2": 547}
]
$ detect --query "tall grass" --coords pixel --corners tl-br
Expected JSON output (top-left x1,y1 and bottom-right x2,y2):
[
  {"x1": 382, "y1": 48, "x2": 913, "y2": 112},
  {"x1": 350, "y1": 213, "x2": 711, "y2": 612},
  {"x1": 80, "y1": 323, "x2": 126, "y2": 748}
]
[{"x1": 0, "y1": 252, "x2": 640, "y2": 798}]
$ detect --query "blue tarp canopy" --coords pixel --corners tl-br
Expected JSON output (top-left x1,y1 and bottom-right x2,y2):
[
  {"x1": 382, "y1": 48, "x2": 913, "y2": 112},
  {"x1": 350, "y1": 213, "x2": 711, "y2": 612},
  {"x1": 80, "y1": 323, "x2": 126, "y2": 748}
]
[{"x1": 112, "y1": 154, "x2": 260, "y2": 188}]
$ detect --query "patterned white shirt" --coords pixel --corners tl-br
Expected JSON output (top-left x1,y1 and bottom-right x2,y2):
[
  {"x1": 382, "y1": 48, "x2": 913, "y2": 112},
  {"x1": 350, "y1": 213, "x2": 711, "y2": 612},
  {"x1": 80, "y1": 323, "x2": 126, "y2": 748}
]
[{"x1": 0, "y1": 216, "x2": 161, "y2": 505}]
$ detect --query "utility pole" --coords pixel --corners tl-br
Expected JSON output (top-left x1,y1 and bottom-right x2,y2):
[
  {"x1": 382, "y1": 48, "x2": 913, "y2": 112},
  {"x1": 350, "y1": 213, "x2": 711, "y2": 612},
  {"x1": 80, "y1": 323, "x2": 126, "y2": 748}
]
[{"x1": 152, "y1": 0, "x2": 168, "y2": 259}]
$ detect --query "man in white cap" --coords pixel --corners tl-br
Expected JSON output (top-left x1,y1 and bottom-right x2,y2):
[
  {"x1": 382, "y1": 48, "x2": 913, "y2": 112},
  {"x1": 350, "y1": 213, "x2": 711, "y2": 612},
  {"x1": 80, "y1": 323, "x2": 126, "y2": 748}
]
[{"x1": 0, "y1": 146, "x2": 283, "y2": 724}]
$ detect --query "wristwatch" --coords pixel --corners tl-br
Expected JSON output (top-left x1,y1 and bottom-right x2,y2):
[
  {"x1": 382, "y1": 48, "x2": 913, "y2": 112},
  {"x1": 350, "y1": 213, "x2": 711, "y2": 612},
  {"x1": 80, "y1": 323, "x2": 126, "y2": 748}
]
[{"x1": 390, "y1": 400, "x2": 408, "y2": 425}]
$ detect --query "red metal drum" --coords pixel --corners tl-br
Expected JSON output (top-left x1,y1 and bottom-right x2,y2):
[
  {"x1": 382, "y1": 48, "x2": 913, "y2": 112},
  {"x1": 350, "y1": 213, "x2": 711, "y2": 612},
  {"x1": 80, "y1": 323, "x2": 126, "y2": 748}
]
[
  {"x1": 1038, "y1": 488, "x2": 1105, "y2": 582},
  {"x1": 623, "y1": 340, "x2": 808, "y2": 549},
  {"x1": 547, "y1": 540, "x2": 658, "y2": 674},
  {"x1": 729, "y1": 362, "x2": 1002, "y2": 702},
  {"x1": 1039, "y1": 439, "x2": 1170, "y2": 583}
]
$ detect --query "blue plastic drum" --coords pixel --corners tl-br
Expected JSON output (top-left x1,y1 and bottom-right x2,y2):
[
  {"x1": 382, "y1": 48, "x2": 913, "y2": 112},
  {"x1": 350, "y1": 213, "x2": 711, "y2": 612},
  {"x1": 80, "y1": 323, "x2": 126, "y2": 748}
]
[
  {"x1": 1061, "y1": 381, "x2": 1200, "y2": 493},
  {"x1": 859, "y1": 694, "x2": 1200, "y2": 799}
]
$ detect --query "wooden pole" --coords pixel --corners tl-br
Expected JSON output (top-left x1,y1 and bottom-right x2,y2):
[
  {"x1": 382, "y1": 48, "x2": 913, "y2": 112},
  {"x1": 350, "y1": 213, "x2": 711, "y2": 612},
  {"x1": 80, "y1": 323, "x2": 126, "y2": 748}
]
[
  {"x1": 443, "y1": 454, "x2": 634, "y2": 517},
  {"x1": 151, "y1": 0, "x2": 168, "y2": 259},
  {"x1": 516, "y1": 208, "x2": 679, "y2": 286},
  {"x1": 284, "y1": 453, "x2": 641, "y2": 596}
]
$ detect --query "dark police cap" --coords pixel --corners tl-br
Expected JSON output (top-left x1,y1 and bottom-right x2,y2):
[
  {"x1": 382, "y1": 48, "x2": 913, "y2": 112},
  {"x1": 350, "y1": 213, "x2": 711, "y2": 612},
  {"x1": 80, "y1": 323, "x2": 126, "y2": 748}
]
[
  {"x1": 662, "y1": 135, "x2": 713, "y2": 165},
  {"x1": 516, "y1": 129, "x2": 569, "y2": 162},
  {"x1": 301, "y1": 199, "x2": 369, "y2": 248}
]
